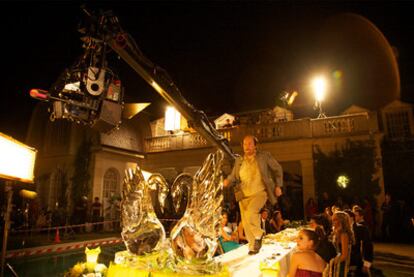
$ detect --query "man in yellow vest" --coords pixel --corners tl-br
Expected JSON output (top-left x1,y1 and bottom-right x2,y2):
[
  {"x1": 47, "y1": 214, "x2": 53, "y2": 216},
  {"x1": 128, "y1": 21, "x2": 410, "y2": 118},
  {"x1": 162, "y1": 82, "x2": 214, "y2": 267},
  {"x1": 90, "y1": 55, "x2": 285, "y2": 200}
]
[{"x1": 224, "y1": 135, "x2": 283, "y2": 255}]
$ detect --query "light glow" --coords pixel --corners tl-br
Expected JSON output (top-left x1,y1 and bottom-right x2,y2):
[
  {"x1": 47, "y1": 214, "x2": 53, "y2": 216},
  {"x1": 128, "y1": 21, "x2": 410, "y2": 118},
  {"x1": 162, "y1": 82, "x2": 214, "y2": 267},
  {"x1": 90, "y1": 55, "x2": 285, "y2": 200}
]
[
  {"x1": 85, "y1": 246, "x2": 101, "y2": 272},
  {"x1": 288, "y1": 91, "x2": 298, "y2": 106},
  {"x1": 0, "y1": 133, "x2": 36, "y2": 183},
  {"x1": 337, "y1": 175, "x2": 350, "y2": 189},
  {"x1": 142, "y1": 170, "x2": 152, "y2": 181},
  {"x1": 164, "y1": 106, "x2": 181, "y2": 131},
  {"x1": 19, "y1": 189, "x2": 37, "y2": 199},
  {"x1": 311, "y1": 76, "x2": 327, "y2": 102},
  {"x1": 151, "y1": 80, "x2": 163, "y2": 94}
]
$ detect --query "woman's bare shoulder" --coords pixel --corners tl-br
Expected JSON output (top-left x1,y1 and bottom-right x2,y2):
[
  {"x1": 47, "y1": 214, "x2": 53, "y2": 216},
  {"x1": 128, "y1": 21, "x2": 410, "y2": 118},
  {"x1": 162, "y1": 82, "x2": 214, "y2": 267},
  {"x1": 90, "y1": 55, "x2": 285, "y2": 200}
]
[{"x1": 293, "y1": 250, "x2": 313, "y2": 258}]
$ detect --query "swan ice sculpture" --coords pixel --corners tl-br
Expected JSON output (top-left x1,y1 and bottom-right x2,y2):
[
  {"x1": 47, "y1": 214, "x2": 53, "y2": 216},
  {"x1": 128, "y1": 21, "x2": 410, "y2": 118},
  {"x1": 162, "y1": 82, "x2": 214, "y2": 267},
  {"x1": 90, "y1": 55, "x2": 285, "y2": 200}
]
[
  {"x1": 170, "y1": 150, "x2": 224, "y2": 274},
  {"x1": 121, "y1": 166, "x2": 167, "y2": 255}
]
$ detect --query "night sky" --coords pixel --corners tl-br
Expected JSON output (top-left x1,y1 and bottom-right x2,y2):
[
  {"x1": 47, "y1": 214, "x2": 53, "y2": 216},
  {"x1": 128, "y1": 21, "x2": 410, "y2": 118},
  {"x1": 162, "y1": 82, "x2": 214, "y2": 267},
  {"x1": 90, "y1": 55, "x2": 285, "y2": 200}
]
[{"x1": 1, "y1": 1, "x2": 414, "y2": 142}]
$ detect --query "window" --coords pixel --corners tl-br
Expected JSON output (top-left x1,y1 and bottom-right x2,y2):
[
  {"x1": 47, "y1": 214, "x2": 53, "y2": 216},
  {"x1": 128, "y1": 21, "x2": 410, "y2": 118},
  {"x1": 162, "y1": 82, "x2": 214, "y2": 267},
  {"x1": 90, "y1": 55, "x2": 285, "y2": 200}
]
[
  {"x1": 103, "y1": 168, "x2": 120, "y2": 199},
  {"x1": 385, "y1": 111, "x2": 411, "y2": 139}
]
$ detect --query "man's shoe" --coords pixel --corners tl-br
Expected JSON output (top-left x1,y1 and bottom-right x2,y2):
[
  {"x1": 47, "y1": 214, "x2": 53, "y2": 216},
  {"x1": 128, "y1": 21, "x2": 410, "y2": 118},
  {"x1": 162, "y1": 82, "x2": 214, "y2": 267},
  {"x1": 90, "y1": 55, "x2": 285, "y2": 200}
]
[
  {"x1": 253, "y1": 234, "x2": 264, "y2": 252},
  {"x1": 248, "y1": 250, "x2": 258, "y2": 255}
]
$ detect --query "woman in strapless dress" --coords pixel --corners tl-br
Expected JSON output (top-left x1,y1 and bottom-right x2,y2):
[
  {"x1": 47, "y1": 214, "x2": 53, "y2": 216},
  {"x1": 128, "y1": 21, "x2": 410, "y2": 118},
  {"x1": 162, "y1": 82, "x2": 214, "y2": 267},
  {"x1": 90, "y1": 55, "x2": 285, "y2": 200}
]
[{"x1": 288, "y1": 229, "x2": 327, "y2": 277}]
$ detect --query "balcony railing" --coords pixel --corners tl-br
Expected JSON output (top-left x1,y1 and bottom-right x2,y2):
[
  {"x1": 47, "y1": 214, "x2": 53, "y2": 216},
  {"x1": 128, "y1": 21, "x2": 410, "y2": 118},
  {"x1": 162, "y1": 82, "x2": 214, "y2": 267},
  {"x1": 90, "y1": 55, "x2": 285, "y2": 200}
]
[{"x1": 145, "y1": 113, "x2": 378, "y2": 153}]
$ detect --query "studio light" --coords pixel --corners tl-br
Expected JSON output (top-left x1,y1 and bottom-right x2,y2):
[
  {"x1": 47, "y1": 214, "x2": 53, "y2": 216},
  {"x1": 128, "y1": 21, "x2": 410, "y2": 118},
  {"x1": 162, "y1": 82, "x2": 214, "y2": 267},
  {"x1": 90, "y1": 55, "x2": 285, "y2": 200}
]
[
  {"x1": 311, "y1": 75, "x2": 328, "y2": 118},
  {"x1": 0, "y1": 133, "x2": 36, "y2": 183}
]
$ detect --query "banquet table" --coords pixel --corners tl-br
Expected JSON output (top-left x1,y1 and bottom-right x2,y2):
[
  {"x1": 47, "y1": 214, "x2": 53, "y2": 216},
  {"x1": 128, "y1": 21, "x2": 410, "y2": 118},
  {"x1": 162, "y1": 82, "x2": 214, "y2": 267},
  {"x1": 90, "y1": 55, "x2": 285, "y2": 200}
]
[{"x1": 215, "y1": 238, "x2": 297, "y2": 277}]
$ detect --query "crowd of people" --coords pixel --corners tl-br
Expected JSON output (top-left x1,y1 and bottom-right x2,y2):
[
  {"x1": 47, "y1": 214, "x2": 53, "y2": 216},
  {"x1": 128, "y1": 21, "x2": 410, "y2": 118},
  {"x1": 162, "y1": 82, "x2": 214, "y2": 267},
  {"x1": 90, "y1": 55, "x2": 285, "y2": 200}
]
[
  {"x1": 306, "y1": 191, "x2": 414, "y2": 243},
  {"x1": 220, "y1": 134, "x2": 385, "y2": 276},
  {"x1": 219, "y1": 205, "x2": 290, "y2": 252},
  {"x1": 2, "y1": 133, "x2": 412, "y2": 277},
  {"x1": 8, "y1": 196, "x2": 112, "y2": 233},
  {"x1": 219, "y1": 201, "x2": 375, "y2": 276}
]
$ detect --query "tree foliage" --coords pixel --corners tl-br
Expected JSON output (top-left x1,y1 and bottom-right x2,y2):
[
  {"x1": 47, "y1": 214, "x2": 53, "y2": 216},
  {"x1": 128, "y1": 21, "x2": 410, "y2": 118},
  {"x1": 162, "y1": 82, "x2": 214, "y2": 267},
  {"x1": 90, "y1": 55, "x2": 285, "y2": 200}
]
[
  {"x1": 71, "y1": 138, "x2": 92, "y2": 207},
  {"x1": 57, "y1": 168, "x2": 69, "y2": 209},
  {"x1": 381, "y1": 139, "x2": 414, "y2": 201},
  {"x1": 314, "y1": 139, "x2": 381, "y2": 204}
]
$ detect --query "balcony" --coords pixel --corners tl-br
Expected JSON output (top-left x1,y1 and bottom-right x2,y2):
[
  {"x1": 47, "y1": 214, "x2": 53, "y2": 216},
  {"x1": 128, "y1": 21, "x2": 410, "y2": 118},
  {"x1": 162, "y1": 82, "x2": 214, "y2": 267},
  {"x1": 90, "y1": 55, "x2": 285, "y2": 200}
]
[{"x1": 145, "y1": 113, "x2": 379, "y2": 153}]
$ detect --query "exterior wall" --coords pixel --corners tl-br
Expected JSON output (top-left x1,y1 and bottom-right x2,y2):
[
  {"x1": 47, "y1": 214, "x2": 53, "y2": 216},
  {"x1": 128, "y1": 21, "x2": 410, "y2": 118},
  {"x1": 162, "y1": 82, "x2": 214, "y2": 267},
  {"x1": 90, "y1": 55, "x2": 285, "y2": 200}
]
[
  {"x1": 27, "y1": 117, "x2": 86, "y2": 210},
  {"x1": 91, "y1": 150, "x2": 141, "y2": 201},
  {"x1": 27, "y1": 101, "x2": 388, "y2": 224},
  {"x1": 33, "y1": 156, "x2": 75, "y2": 209},
  {"x1": 381, "y1": 101, "x2": 414, "y2": 138},
  {"x1": 140, "y1": 147, "x2": 216, "y2": 173},
  {"x1": 91, "y1": 150, "x2": 142, "y2": 224},
  {"x1": 140, "y1": 133, "x2": 385, "y2": 217}
]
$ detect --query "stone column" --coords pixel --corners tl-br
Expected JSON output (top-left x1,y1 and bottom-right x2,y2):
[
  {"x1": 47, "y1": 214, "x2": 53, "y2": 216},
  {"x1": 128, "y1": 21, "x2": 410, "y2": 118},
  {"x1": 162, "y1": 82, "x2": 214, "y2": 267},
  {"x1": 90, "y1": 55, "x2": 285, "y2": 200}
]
[{"x1": 301, "y1": 158, "x2": 316, "y2": 217}]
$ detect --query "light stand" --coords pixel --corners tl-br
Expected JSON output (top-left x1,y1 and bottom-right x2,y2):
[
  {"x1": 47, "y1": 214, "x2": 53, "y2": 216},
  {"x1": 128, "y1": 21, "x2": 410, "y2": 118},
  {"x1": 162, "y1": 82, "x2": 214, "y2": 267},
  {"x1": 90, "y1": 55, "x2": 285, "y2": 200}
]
[
  {"x1": 311, "y1": 76, "x2": 328, "y2": 119},
  {"x1": 1, "y1": 182, "x2": 13, "y2": 277},
  {"x1": 316, "y1": 101, "x2": 326, "y2": 118}
]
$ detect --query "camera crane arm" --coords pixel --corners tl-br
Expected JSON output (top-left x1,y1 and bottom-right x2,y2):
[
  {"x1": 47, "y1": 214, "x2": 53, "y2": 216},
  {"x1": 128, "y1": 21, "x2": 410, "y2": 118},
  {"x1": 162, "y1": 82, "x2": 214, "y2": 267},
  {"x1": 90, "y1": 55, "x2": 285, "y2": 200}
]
[{"x1": 99, "y1": 11, "x2": 236, "y2": 160}]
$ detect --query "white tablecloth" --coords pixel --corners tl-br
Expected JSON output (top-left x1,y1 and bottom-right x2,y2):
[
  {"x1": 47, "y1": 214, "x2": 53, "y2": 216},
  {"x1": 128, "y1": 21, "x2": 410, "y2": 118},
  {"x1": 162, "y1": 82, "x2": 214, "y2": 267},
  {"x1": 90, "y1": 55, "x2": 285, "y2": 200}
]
[{"x1": 215, "y1": 240, "x2": 297, "y2": 277}]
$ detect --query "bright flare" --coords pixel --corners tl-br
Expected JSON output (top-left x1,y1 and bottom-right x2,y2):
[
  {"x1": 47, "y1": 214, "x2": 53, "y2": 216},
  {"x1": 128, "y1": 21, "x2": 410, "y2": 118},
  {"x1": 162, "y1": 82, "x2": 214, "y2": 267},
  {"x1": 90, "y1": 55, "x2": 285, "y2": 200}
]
[
  {"x1": 85, "y1": 246, "x2": 101, "y2": 272},
  {"x1": 337, "y1": 175, "x2": 350, "y2": 189},
  {"x1": 0, "y1": 133, "x2": 36, "y2": 183},
  {"x1": 142, "y1": 170, "x2": 152, "y2": 181},
  {"x1": 311, "y1": 76, "x2": 327, "y2": 102},
  {"x1": 164, "y1": 106, "x2": 181, "y2": 131}
]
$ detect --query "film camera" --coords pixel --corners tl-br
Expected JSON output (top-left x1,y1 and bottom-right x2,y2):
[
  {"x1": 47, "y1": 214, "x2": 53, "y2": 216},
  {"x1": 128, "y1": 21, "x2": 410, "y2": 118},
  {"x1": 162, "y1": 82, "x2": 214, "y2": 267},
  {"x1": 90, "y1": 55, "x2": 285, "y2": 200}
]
[{"x1": 30, "y1": 9, "x2": 126, "y2": 133}]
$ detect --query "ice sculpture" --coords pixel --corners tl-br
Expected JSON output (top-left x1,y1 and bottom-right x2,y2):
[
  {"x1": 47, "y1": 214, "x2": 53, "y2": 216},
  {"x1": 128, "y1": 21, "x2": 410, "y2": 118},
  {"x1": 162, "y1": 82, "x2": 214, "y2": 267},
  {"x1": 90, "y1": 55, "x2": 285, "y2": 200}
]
[
  {"x1": 170, "y1": 150, "x2": 224, "y2": 274},
  {"x1": 120, "y1": 166, "x2": 166, "y2": 255}
]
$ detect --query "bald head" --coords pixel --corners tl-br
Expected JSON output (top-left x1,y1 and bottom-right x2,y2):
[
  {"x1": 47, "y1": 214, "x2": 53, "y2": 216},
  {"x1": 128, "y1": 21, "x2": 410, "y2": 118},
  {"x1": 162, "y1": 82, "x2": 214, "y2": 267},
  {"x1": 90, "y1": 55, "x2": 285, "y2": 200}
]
[{"x1": 243, "y1": 135, "x2": 257, "y2": 157}]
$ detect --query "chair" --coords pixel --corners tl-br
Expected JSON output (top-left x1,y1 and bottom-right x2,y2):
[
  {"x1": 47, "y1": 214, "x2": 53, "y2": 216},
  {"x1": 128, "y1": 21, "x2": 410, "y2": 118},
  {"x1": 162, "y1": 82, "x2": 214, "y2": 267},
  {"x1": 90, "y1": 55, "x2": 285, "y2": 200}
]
[
  {"x1": 322, "y1": 261, "x2": 331, "y2": 277},
  {"x1": 326, "y1": 244, "x2": 351, "y2": 277},
  {"x1": 216, "y1": 237, "x2": 225, "y2": 255},
  {"x1": 323, "y1": 256, "x2": 336, "y2": 277}
]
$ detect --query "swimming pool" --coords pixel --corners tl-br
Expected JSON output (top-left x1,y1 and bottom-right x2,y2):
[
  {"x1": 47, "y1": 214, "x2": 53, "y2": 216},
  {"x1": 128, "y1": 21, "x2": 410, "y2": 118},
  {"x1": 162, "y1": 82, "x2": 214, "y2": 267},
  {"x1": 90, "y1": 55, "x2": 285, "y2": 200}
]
[{"x1": 5, "y1": 244, "x2": 126, "y2": 276}]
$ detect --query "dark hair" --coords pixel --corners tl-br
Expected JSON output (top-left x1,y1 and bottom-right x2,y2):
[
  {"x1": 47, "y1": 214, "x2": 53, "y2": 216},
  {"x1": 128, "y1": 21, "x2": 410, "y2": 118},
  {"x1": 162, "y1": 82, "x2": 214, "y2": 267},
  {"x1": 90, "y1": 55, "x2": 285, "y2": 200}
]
[
  {"x1": 311, "y1": 214, "x2": 331, "y2": 235},
  {"x1": 311, "y1": 214, "x2": 325, "y2": 225},
  {"x1": 307, "y1": 197, "x2": 315, "y2": 204},
  {"x1": 272, "y1": 210, "x2": 282, "y2": 219},
  {"x1": 353, "y1": 207, "x2": 365, "y2": 217},
  {"x1": 314, "y1": 225, "x2": 327, "y2": 240},
  {"x1": 301, "y1": 229, "x2": 321, "y2": 249},
  {"x1": 260, "y1": 207, "x2": 270, "y2": 214},
  {"x1": 344, "y1": 209, "x2": 355, "y2": 219}
]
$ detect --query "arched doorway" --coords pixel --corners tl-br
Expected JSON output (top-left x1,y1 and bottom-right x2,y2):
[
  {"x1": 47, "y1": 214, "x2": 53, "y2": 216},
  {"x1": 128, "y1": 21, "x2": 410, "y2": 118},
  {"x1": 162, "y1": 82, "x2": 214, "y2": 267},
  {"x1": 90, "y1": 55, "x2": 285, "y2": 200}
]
[{"x1": 102, "y1": 168, "x2": 121, "y2": 228}]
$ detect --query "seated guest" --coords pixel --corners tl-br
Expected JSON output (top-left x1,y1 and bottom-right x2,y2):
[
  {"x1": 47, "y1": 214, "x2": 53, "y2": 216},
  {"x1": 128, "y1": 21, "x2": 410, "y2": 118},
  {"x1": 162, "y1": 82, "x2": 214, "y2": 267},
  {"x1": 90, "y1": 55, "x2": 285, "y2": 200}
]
[
  {"x1": 351, "y1": 207, "x2": 374, "y2": 276},
  {"x1": 288, "y1": 229, "x2": 327, "y2": 277},
  {"x1": 332, "y1": 211, "x2": 355, "y2": 277},
  {"x1": 323, "y1": 207, "x2": 332, "y2": 227},
  {"x1": 310, "y1": 213, "x2": 331, "y2": 236},
  {"x1": 305, "y1": 197, "x2": 318, "y2": 220},
  {"x1": 260, "y1": 208, "x2": 273, "y2": 235},
  {"x1": 309, "y1": 214, "x2": 337, "y2": 263},
  {"x1": 331, "y1": 205, "x2": 341, "y2": 214},
  {"x1": 228, "y1": 200, "x2": 240, "y2": 225},
  {"x1": 219, "y1": 211, "x2": 240, "y2": 252},
  {"x1": 269, "y1": 210, "x2": 287, "y2": 233},
  {"x1": 361, "y1": 198, "x2": 374, "y2": 237},
  {"x1": 237, "y1": 220, "x2": 248, "y2": 244}
]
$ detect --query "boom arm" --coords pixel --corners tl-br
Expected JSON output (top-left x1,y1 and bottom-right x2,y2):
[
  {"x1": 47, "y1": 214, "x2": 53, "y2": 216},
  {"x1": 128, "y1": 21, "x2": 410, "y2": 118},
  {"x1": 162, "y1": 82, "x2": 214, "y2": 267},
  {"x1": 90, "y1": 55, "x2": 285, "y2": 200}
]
[{"x1": 100, "y1": 11, "x2": 236, "y2": 160}]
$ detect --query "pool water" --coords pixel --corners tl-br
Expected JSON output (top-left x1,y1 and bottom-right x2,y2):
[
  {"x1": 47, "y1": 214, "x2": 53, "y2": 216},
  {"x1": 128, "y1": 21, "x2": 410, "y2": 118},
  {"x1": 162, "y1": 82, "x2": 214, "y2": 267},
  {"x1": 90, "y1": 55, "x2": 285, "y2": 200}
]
[{"x1": 5, "y1": 244, "x2": 126, "y2": 277}]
